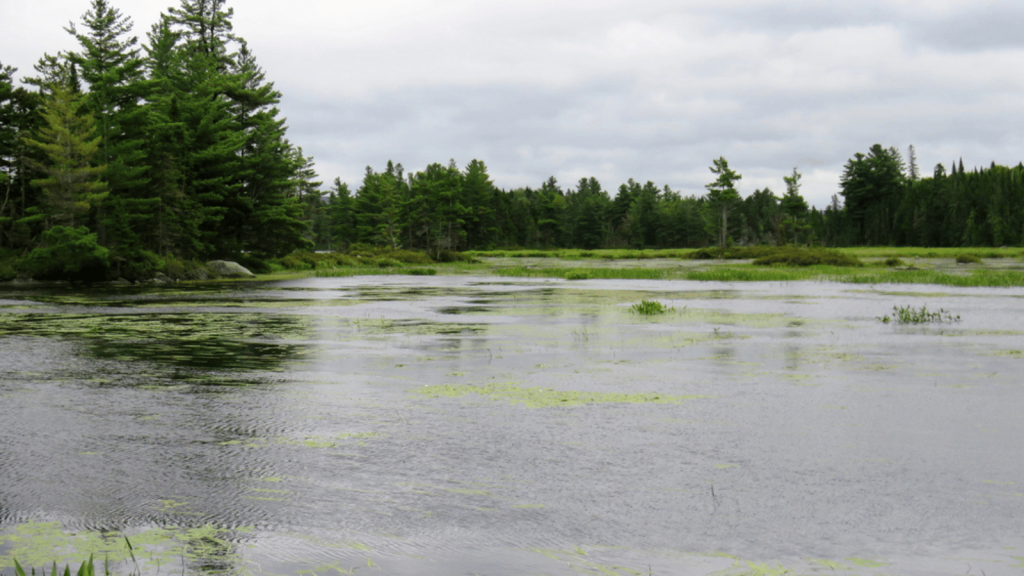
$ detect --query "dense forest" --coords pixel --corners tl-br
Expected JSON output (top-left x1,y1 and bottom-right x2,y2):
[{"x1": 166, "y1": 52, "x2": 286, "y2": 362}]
[{"x1": 3, "y1": 0, "x2": 1024, "y2": 282}]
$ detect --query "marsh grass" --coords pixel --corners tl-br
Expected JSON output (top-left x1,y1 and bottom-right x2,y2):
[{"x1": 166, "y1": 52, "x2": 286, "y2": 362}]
[
  {"x1": 12, "y1": 556, "x2": 109, "y2": 576},
  {"x1": 880, "y1": 305, "x2": 961, "y2": 324},
  {"x1": 629, "y1": 300, "x2": 671, "y2": 315},
  {"x1": 494, "y1": 267, "x2": 668, "y2": 280},
  {"x1": 563, "y1": 270, "x2": 592, "y2": 280}
]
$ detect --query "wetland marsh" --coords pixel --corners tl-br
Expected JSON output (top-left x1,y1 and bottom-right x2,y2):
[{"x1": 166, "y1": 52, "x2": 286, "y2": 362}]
[{"x1": 1, "y1": 270, "x2": 1023, "y2": 575}]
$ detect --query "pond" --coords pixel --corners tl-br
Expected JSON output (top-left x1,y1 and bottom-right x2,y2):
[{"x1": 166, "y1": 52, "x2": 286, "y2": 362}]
[{"x1": 1, "y1": 276, "x2": 1023, "y2": 576}]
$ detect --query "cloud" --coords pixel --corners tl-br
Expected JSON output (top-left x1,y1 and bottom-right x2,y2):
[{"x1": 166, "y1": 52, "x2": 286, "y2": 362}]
[{"x1": 4, "y1": 0, "x2": 1024, "y2": 208}]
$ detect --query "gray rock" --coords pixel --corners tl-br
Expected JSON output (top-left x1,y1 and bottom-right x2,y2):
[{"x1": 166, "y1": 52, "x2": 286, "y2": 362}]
[{"x1": 206, "y1": 260, "x2": 255, "y2": 278}]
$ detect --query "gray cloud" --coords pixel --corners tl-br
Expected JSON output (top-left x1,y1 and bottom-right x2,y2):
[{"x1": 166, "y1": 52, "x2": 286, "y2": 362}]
[{"x1": 5, "y1": 0, "x2": 1024, "y2": 208}]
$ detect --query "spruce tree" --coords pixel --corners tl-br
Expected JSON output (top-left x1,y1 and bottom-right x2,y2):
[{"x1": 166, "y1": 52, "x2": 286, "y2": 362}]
[
  {"x1": 705, "y1": 157, "x2": 742, "y2": 250},
  {"x1": 22, "y1": 85, "x2": 109, "y2": 229}
]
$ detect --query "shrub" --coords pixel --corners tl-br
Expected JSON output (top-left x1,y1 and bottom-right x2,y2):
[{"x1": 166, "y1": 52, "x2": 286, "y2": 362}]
[
  {"x1": 234, "y1": 253, "x2": 271, "y2": 274},
  {"x1": 0, "y1": 260, "x2": 17, "y2": 282},
  {"x1": 884, "y1": 257, "x2": 905, "y2": 267},
  {"x1": 407, "y1": 268, "x2": 438, "y2": 276},
  {"x1": 753, "y1": 247, "x2": 862, "y2": 267},
  {"x1": 564, "y1": 270, "x2": 591, "y2": 280},
  {"x1": 21, "y1": 226, "x2": 110, "y2": 282},
  {"x1": 956, "y1": 253, "x2": 982, "y2": 264}
]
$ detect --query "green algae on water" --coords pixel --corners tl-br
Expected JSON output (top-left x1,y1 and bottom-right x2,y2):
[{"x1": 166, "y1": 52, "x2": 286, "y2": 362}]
[
  {"x1": 416, "y1": 381, "x2": 704, "y2": 407},
  {"x1": 0, "y1": 522, "x2": 250, "y2": 573}
]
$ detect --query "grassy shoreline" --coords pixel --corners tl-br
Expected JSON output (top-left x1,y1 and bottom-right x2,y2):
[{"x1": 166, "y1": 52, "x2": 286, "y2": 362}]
[{"x1": 3, "y1": 247, "x2": 1023, "y2": 288}]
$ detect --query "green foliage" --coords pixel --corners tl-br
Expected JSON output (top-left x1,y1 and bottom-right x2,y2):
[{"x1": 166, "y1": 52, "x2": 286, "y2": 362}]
[
  {"x1": 0, "y1": 259, "x2": 16, "y2": 282},
  {"x1": 884, "y1": 257, "x2": 905, "y2": 267},
  {"x1": 21, "y1": 226, "x2": 109, "y2": 281},
  {"x1": 956, "y1": 253, "x2": 982, "y2": 264},
  {"x1": 406, "y1": 268, "x2": 437, "y2": 276},
  {"x1": 564, "y1": 270, "x2": 592, "y2": 280},
  {"x1": 161, "y1": 256, "x2": 210, "y2": 281},
  {"x1": 879, "y1": 305, "x2": 961, "y2": 324},
  {"x1": 629, "y1": 300, "x2": 671, "y2": 315}
]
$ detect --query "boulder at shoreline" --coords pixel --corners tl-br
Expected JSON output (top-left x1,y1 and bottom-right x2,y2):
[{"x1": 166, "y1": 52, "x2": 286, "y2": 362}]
[{"x1": 206, "y1": 260, "x2": 256, "y2": 278}]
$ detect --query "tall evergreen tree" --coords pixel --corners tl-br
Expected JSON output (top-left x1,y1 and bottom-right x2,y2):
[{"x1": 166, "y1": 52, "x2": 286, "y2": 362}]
[
  {"x1": 705, "y1": 157, "x2": 742, "y2": 250},
  {"x1": 22, "y1": 85, "x2": 109, "y2": 229}
]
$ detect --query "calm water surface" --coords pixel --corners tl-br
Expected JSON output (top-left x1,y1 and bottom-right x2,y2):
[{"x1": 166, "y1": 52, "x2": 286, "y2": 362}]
[{"x1": 1, "y1": 276, "x2": 1023, "y2": 575}]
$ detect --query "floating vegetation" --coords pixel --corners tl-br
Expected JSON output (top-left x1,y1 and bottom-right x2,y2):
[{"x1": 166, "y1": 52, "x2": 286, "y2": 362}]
[
  {"x1": 629, "y1": 300, "x2": 670, "y2": 315},
  {"x1": 416, "y1": 381, "x2": 702, "y2": 407},
  {"x1": 0, "y1": 522, "x2": 248, "y2": 575},
  {"x1": 563, "y1": 270, "x2": 591, "y2": 281},
  {"x1": 879, "y1": 305, "x2": 961, "y2": 324}
]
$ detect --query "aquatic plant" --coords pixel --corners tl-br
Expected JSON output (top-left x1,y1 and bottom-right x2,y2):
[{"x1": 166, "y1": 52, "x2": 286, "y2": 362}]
[
  {"x1": 630, "y1": 300, "x2": 670, "y2": 315},
  {"x1": 406, "y1": 268, "x2": 437, "y2": 276},
  {"x1": 879, "y1": 305, "x2": 961, "y2": 324},
  {"x1": 883, "y1": 257, "x2": 904, "y2": 267},
  {"x1": 12, "y1": 556, "x2": 109, "y2": 576}
]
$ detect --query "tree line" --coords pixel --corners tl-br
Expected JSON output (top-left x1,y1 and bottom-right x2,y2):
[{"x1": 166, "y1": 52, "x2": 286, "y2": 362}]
[
  {"x1": 3, "y1": 1, "x2": 1022, "y2": 282},
  {"x1": 306, "y1": 146, "x2": 1024, "y2": 254}
]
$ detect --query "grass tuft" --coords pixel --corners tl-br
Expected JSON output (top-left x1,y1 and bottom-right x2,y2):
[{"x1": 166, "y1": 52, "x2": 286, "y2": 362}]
[
  {"x1": 879, "y1": 305, "x2": 961, "y2": 324},
  {"x1": 630, "y1": 300, "x2": 670, "y2": 315}
]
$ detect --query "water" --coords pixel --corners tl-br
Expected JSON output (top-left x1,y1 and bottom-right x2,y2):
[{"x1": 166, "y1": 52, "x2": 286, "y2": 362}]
[{"x1": 1, "y1": 277, "x2": 1023, "y2": 575}]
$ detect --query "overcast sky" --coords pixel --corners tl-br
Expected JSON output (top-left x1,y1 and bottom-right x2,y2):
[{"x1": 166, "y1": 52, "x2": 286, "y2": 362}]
[{"x1": 4, "y1": 0, "x2": 1024, "y2": 207}]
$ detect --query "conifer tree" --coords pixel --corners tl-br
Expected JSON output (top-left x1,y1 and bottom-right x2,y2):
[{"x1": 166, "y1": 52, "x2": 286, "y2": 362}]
[
  {"x1": 705, "y1": 157, "x2": 742, "y2": 250},
  {"x1": 22, "y1": 85, "x2": 109, "y2": 229},
  {"x1": 780, "y1": 167, "x2": 809, "y2": 244}
]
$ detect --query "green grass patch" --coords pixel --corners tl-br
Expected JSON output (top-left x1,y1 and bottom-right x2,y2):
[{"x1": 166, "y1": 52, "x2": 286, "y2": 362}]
[
  {"x1": 629, "y1": 300, "x2": 670, "y2": 315},
  {"x1": 493, "y1": 267, "x2": 667, "y2": 280},
  {"x1": 879, "y1": 305, "x2": 961, "y2": 324},
  {"x1": 563, "y1": 270, "x2": 592, "y2": 280}
]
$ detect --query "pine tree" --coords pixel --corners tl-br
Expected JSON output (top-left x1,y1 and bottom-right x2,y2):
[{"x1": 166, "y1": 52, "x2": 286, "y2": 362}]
[
  {"x1": 22, "y1": 85, "x2": 109, "y2": 229},
  {"x1": 705, "y1": 157, "x2": 742, "y2": 249},
  {"x1": 780, "y1": 167, "x2": 809, "y2": 244},
  {"x1": 67, "y1": 0, "x2": 155, "y2": 256}
]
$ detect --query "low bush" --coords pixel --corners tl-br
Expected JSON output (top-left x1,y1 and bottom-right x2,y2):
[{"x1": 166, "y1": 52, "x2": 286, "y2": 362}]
[
  {"x1": 564, "y1": 270, "x2": 592, "y2": 280},
  {"x1": 0, "y1": 259, "x2": 17, "y2": 282},
  {"x1": 956, "y1": 253, "x2": 982, "y2": 264},
  {"x1": 753, "y1": 247, "x2": 862, "y2": 267},
  {"x1": 884, "y1": 257, "x2": 905, "y2": 267},
  {"x1": 234, "y1": 253, "x2": 271, "y2": 274},
  {"x1": 407, "y1": 268, "x2": 438, "y2": 276},
  {"x1": 20, "y1": 226, "x2": 110, "y2": 282}
]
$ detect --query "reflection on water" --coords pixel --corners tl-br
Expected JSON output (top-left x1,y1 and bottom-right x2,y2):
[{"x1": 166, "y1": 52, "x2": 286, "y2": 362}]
[{"x1": 1, "y1": 277, "x2": 1024, "y2": 575}]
